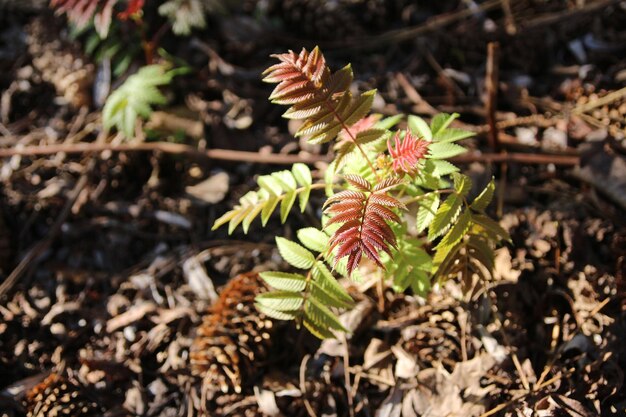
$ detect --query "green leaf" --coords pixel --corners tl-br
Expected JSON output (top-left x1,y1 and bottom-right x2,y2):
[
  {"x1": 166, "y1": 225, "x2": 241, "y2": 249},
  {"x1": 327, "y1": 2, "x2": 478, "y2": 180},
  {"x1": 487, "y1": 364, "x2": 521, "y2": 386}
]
[
  {"x1": 255, "y1": 303, "x2": 298, "y2": 320},
  {"x1": 259, "y1": 271, "x2": 307, "y2": 292},
  {"x1": 305, "y1": 297, "x2": 346, "y2": 332},
  {"x1": 280, "y1": 190, "x2": 297, "y2": 223},
  {"x1": 355, "y1": 129, "x2": 387, "y2": 145},
  {"x1": 299, "y1": 185, "x2": 311, "y2": 212},
  {"x1": 292, "y1": 163, "x2": 312, "y2": 187},
  {"x1": 429, "y1": 159, "x2": 459, "y2": 177},
  {"x1": 375, "y1": 114, "x2": 404, "y2": 130},
  {"x1": 467, "y1": 236, "x2": 495, "y2": 272},
  {"x1": 303, "y1": 316, "x2": 335, "y2": 339},
  {"x1": 434, "y1": 127, "x2": 474, "y2": 143},
  {"x1": 408, "y1": 115, "x2": 432, "y2": 141},
  {"x1": 416, "y1": 192, "x2": 440, "y2": 233},
  {"x1": 212, "y1": 209, "x2": 237, "y2": 231},
  {"x1": 276, "y1": 237, "x2": 316, "y2": 269},
  {"x1": 312, "y1": 261, "x2": 353, "y2": 306},
  {"x1": 261, "y1": 195, "x2": 280, "y2": 226},
  {"x1": 258, "y1": 175, "x2": 283, "y2": 196},
  {"x1": 297, "y1": 228, "x2": 329, "y2": 253},
  {"x1": 430, "y1": 113, "x2": 458, "y2": 136},
  {"x1": 255, "y1": 291, "x2": 304, "y2": 311},
  {"x1": 471, "y1": 179, "x2": 495, "y2": 212},
  {"x1": 409, "y1": 270, "x2": 431, "y2": 296},
  {"x1": 427, "y1": 142, "x2": 467, "y2": 159},
  {"x1": 436, "y1": 209, "x2": 472, "y2": 249},
  {"x1": 453, "y1": 173, "x2": 472, "y2": 197},
  {"x1": 428, "y1": 194, "x2": 462, "y2": 240},
  {"x1": 343, "y1": 89, "x2": 376, "y2": 126},
  {"x1": 310, "y1": 281, "x2": 350, "y2": 309},
  {"x1": 228, "y1": 204, "x2": 253, "y2": 235},
  {"x1": 324, "y1": 161, "x2": 338, "y2": 197},
  {"x1": 103, "y1": 64, "x2": 176, "y2": 138},
  {"x1": 472, "y1": 214, "x2": 511, "y2": 242},
  {"x1": 242, "y1": 203, "x2": 264, "y2": 233},
  {"x1": 272, "y1": 170, "x2": 297, "y2": 191},
  {"x1": 431, "y1": 241, "x2": 463, "y2": 275}
]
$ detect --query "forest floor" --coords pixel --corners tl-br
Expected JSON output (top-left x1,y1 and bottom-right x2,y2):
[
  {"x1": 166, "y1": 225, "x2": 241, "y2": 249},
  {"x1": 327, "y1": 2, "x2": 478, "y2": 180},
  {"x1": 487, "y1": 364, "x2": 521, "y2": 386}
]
[{"x1": 0, "y1": 1, "x2": 625, "y2": 416}]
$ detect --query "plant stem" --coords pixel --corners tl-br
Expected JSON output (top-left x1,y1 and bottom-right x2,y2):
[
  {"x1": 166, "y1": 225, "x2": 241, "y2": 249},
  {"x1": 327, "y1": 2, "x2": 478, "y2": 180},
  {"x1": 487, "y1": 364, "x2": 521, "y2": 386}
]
[
  {"x1": 324, "y1": 102, "x2": 381, "y2": 182},
  {"x1": 401, "y1": 189, "x2": 454, "y2": 206}
]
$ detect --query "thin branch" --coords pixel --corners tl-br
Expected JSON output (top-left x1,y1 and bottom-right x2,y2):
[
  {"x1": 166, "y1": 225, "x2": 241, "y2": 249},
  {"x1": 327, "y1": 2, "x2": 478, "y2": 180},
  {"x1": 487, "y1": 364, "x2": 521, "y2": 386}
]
[
  {"x1": 0, "y1": 142, "x2": 581, "y2": 166},
  {"x1": 0, "y1": 142, "x2": 328, "y2": 165}
]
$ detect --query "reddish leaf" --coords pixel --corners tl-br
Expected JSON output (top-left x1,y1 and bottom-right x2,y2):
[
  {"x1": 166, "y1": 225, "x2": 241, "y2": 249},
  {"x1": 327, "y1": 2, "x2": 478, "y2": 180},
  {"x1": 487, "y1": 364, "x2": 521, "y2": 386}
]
[
  {"x1": 387, "y1": 130, "x2": 430, "y2": 177},
  {"x1": 326, "y1": 174, "x2": 404, "y2": 275}
]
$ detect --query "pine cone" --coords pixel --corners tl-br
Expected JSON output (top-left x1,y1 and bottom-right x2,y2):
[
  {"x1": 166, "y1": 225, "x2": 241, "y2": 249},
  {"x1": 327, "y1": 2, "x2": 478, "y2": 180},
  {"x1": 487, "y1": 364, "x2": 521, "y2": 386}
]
[
  {"x1": 23, "y1": 373, "x2": 100, "y2": 417},
  {"x1": 190, "y1": 272, "x2": 274, "y2": 397},
  {"x1": 26, "y1": 17, "x2": 94, "y2": 108}
]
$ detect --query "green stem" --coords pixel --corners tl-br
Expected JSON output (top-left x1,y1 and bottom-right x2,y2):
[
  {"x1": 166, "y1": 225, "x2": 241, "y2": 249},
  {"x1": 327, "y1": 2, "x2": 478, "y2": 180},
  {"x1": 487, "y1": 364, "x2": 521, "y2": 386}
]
[{"x1": 401, "y1": 189, "x2": 454, "y2": 206}]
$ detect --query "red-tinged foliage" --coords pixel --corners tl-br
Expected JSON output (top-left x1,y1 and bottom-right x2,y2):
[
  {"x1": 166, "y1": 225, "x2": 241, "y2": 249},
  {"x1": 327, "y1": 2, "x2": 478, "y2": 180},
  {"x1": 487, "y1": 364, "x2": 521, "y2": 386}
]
[
  {"x1": 262, "y1": 47, "x2": 329, "y2": 104},
  {"x1": 338, "y1": 114, "x2": 380, "y2": 141},
  {"x1": 388, "y1": 130, "x2": 430, "y2": 177},
  {"x1": 325, "y1": 175, "x2": 405, "y2": 275},
  {"x1": 50, "y1": 0, "x2": 118, "y2": 38},
  {"x1": 118, "y1": 0, "x2": 144, "y2": 20}
]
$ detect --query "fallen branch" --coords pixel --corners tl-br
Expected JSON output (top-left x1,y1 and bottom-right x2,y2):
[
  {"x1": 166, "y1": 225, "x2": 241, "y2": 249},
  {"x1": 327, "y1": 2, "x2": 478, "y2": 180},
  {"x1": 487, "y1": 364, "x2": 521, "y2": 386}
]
[
  {"x1": 0, "y1": 142, "x2": 581, "y2": 166},
  {"x1": 0, "y1": 142, "x2": 328, "y2": 165}
]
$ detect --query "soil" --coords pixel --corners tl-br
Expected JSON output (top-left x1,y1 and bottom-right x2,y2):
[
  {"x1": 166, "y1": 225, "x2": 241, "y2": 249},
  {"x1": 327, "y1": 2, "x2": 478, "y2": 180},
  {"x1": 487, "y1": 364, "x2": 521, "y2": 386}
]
[{"x1": 0, "y1": 1, "x2": 625, "y2": 416}]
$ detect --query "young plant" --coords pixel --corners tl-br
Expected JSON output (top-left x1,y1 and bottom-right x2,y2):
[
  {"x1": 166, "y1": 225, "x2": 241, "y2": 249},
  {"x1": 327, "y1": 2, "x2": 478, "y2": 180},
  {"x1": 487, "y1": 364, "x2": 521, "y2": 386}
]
[
  {"x1": 103, "y1": 64, "x2": 184, "y2": 137},
  {"x1": 213, "y1": 47, "x2": 509, "y2": 338}
]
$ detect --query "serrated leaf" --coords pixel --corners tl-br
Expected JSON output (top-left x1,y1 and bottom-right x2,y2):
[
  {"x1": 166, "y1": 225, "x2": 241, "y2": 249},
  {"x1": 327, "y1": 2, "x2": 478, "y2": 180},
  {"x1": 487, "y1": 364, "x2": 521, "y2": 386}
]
[
  {"x1": 416, "y1": 192, "x2": 440, "y2": 233},
  {"x1": 305, "y1": 297, "x2": 346, "y2": 332},
  {"x1": 255, "y1": 291, "x2": 304, "y2": 311},
  {"x1": 242, "y1": 202, "x2": 264, "y2": 233},
  {"x1": 344, "y1": 89, "x2": 376, "y2": 126},
  {"x1": 309, "y1": 281, "x2": 350, "y2": 308},
  {"x1": 261, "y1": 195, "x2": 280, "y2": 226},
  {"x1": 375, "y1": 114, "x2": 404, "y2": 130},
  {"x1": 436, "y1": 209, "x2": 471, "y2": 249},
  {"x1": 433, "y1": 127, "x2": 474, "y2": 143},
  {"x1": 467, "y1": 236, "x2": 495, "y2": 272},
  {"x1": 259, "y1": 271, "x2": 307, "y2": 292},
  {"x1": 430, "y1": 113, "x2": 458, "y2": 136},
  {"x1": 472, "y1": 214, "x2": 511, "y2": 242},
  {"x1": 410, "y1": 270, "x2": 431, "y2": 296},
  {"x1": 428, "y1": 194, "x2": 462, "y2": 240},
  {"x1": 355, "y1": 129, "x2": 387, "y2": 145},
  {"x1": 280, "y1": 190, "x2": 297, "y2": 223},
  {"x1": 453, "y1": 173, "x2": 472, "y2": 197},
  {"x1": 272, "y1": 170, "x2": 297, "y2": 190},
  {"x1": 228, "y1": 205, "x2": 253, "y2": 235},
  {"x1": 312, "y1": 261, "x2": 353, "y2": 306},
  {"x1": 297, "y1": 228, "x2": 329, "y2": 253},
  {"x1": 299, "y1": 185, "x2": 311, "y2": 212},
  {"x1": 429, "y1": 159, "x2": 459, "y2": 177},
  {"x1": 431, "y1": 241, "x2": 463, "y2": 275},
  {"x1": 276, "y1": 237, "x2": 316, "y2": 269},
  {"x1": 292, "y1": 163, "x2": 312, "y2": 187},
  {"x1": 255, "y1": 303, "x2": 298, "y2": 320},
  {"x1": 427, "y1": 142, "x2": 467, "y2": 159},
  {"x1": 212, "y1": 209, "x2": 237, "y2": 231},
  {"x1": 471, "y1": 179, "x2": 495, "y2": 212},
  {"x1": 391, "y1": 267, "x2": 412, "y2": 292},
  {"x1": 258, "y1": 175, "x2": 284, "y2": 196},
  {"x1": 103, "y1": 64, "x2": 176, "y2": 138},
  {"x1": 303, "y1": 316, "x2": 335, "y2": 339},
  {"x1": 408, "y1": 115, "x2": 432, "y2": 141}
]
